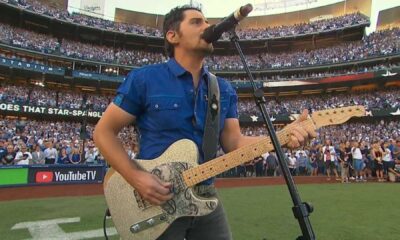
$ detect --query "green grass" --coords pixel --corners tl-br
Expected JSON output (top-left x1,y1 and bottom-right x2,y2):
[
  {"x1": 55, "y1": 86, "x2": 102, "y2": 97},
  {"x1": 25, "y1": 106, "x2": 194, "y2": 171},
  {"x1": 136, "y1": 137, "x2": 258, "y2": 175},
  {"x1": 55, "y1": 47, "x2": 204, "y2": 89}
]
[{"x1": 0, "y1": 183, "x2": 398, "y2": 240}]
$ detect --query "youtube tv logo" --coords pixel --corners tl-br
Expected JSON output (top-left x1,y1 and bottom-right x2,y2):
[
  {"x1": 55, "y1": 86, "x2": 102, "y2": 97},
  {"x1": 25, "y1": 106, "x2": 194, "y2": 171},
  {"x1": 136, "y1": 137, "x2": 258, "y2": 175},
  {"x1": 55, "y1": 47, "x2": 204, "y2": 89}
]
[{"x1": 36, "y1": 172, "x2": 54, "y2": 183}]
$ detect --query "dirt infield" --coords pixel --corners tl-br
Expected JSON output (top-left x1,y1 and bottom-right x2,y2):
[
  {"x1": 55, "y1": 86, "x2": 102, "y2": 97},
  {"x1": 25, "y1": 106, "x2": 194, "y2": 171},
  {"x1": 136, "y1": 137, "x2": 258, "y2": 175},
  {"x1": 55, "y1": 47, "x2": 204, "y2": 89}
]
[{"x1": 0, "y1": 176, "x2": 341, "y2": 201}]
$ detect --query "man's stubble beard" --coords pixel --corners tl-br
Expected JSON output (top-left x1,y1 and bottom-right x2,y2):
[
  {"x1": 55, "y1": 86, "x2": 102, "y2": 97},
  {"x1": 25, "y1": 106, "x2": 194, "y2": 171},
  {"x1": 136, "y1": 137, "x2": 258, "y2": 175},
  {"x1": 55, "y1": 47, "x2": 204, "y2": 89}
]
[{"x1": 196, "y1": 44, "x2": 214, "y2": 57}]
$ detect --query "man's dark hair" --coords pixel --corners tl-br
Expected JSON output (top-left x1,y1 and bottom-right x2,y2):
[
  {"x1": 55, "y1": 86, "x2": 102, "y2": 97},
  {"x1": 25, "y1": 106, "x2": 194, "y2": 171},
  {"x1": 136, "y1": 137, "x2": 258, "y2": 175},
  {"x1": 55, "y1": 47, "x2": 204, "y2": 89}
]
[{"x1": 163, "y1": 5, "x2": 202, "y2": 58}]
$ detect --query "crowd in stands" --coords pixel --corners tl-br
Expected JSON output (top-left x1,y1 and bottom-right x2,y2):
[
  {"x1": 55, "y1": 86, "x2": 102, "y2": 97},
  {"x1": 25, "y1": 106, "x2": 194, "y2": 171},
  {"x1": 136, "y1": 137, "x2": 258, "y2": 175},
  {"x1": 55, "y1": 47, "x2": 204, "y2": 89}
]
[
  {"x1": 226, "y1": 63, "x2": 399, "y2": 82},
  {"x1": 239, "y1": 88, "x2": 400, "y2": 115},
  {"x1": 1, "y1": 21, "x2": 398, "y2": 68},
  {"x1": 0, "y1": 23, "x2": 59, "y2": 54},
  {"x1": 221, "y1": 12, "x2": 369, "y2": 40},
  {"x1": 1, "y1": 116, "x2": 399, "y2": 182},
  {"x1": 2, "y1": 0, "x2": 368, "y2": 40},
  {"x1": 2, "y1": 83, "x2": 398, "y2": 114},
  {"x1": 0, "y1": 84, "x2": 112, "y2": 111},
  {"x1": 0, "y1": 117, "x2": 137, "y2": 165},
  {"x1": 232, "y1": 119, "x2": 400, "y2": 182},
  {"x1": 209, "y1": 28, "x2": 400, "y2": 70}
]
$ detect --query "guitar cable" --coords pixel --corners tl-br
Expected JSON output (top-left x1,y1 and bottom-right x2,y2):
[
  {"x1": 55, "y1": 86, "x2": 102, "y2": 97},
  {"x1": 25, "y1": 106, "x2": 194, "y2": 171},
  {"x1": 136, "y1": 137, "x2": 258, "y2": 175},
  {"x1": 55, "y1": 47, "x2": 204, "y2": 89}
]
[{"x1": 103, "y1": 208, "x2": 111, "y2": 240}]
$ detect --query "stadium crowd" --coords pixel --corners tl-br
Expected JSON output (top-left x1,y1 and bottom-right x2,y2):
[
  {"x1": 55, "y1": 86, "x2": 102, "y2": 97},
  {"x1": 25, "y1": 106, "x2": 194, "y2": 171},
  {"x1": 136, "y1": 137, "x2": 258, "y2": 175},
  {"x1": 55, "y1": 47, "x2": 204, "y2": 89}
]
[
  {"x1": 1, "y1": 21, "x2": 398, "y2": 68},
  {"x1": 238, "y1": 88, "x2": 400, "y2": 115},
  {"x1": 0, "y1": 84, "x2": 113, "y2": 111},
  {"x1": 2, "y1": 0, "x2": 368, "y2": 39},
  {"x1": 0, "y1": 117, "x2": 137, "y2": 165},
  {"x1": 234, "y1": 120, "x2": 400, "y2": 182},
  {"x1": 1, "y1": 83, "x2": 399, "y2": 113},
  {"x1": 1, "y1": 117, "x2": 399, "y2": 182}
]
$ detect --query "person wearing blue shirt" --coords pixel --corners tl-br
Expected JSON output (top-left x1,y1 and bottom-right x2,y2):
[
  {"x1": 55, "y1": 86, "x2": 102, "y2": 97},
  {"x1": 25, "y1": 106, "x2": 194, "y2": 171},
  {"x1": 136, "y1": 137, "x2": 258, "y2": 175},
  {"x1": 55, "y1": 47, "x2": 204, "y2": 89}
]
[{"x1": 93, "y1": 5, "x2": 315, "y2": 240}]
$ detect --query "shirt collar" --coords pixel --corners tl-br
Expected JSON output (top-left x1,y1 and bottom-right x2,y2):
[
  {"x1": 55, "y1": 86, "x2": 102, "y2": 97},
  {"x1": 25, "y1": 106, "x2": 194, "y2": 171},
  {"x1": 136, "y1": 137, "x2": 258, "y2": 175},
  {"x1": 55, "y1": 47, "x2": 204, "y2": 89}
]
[{"x1": 167, "y1": 58, "x2": 210, "y2": 79}]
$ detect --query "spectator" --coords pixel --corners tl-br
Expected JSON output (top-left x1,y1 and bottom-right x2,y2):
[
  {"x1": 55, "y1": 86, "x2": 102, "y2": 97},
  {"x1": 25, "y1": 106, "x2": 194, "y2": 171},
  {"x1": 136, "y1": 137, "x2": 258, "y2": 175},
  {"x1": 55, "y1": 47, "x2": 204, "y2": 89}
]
[
  {"x1": 84, "y1": 145, "x2": 97, "y2": 164},
  {"x1": 14, "y1": 144, "x2": 31, "y2": 165},
  {"x1": 1, "y1": 144, "x2": 16, "y2": 165},
  {"x1": 44, "y1": 141, "x2": 58, "y2": 164},
  {"x1": 371, "y1": 141, "x2": 384, "y2": 182},
  {"x1": 351, "y1": 141, "x2": 364, "y2": 181},
  {"x1": 31, "y1": 144, "x2": 45, "y2": 164},
  {"x1": 265, "y1": 152, "x2": 278, "y2": 176},
  {"x1": 322, "y1": 140, "x2": 339, "y2": 180}
]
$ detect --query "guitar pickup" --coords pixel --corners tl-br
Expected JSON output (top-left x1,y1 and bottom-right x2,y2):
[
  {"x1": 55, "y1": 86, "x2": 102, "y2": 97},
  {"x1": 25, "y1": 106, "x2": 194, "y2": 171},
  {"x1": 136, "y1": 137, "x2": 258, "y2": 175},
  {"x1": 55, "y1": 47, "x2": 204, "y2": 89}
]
[
  {"x1": 130, "y1": 213, "x2": 168, "y2": 233},
  {"x1": 133, "y1": 190, "x2": 152, "y2": 210}
]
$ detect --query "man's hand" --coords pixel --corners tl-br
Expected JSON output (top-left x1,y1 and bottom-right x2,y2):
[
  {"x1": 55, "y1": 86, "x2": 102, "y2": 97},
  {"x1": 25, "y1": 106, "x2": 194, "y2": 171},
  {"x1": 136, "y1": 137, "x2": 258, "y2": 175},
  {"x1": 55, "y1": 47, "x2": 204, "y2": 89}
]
[
  {"x1": 286, "y1": 109, "x2": 317, "y2": 149},
  {"x1": 127, "y1": 170, "x2": 173, "y2": 206}
]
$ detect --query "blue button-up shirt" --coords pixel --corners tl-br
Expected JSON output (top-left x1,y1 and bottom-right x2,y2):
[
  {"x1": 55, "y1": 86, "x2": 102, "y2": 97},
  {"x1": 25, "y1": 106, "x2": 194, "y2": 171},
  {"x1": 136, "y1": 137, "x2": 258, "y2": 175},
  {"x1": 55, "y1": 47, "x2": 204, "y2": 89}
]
[{"x1": 114, "y1": 58, "x2": 238, "y2": 183}]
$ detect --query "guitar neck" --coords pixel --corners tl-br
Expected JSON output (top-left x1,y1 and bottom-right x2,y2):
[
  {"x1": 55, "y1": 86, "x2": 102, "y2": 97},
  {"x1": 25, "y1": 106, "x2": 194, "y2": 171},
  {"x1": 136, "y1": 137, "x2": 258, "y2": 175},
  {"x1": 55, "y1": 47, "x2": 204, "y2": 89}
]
[{"x1": 182, "y1": 119, "x2": 315, "y2": 187}]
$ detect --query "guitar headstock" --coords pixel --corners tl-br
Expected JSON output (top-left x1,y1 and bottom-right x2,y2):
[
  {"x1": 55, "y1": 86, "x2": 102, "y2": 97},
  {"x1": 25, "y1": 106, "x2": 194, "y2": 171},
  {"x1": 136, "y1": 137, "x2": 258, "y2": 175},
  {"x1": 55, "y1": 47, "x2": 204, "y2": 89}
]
[{"x1": 311, "y1": 106, "x2": 366, "y2": 128}]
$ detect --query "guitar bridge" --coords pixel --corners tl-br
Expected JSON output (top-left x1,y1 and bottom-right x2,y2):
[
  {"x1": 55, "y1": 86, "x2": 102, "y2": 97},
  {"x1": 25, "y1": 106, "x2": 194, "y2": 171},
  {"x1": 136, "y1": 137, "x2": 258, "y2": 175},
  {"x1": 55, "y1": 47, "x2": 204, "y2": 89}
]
[{"x1": 130, "y1": 213, "x2": 167, "y2": 233}]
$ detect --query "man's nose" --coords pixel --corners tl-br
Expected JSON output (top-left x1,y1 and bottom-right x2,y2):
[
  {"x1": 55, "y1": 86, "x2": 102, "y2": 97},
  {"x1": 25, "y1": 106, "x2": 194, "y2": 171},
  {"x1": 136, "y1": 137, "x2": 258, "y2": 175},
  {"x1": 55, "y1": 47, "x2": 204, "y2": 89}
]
[{"x1": 202, "y1": 21, "x2": 210, "y2": 30}]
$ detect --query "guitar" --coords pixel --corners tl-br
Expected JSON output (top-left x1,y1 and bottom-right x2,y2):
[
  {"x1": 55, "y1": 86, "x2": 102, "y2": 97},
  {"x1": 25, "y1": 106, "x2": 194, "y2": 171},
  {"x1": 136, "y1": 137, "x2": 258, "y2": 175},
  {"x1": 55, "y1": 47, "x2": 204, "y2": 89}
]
[{"x1": 104, "y1": 106, "x2": 365, "y2": 239}]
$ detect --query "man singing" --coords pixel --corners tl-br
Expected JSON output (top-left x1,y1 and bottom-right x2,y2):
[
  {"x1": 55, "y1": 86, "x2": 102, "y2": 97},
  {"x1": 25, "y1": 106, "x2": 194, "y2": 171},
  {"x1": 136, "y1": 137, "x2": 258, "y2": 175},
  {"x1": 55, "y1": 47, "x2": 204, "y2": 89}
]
[{"x1": 94, "y1": 5, "x2": 315, "y2": 240}]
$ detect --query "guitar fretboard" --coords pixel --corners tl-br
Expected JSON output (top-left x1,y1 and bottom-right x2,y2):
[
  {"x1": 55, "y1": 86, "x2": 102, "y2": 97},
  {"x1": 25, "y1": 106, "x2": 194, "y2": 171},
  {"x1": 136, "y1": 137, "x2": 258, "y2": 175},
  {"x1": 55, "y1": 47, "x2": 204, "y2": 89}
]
[{"x1": 182, "y1": 119, "x2": 315, "y2": 187}]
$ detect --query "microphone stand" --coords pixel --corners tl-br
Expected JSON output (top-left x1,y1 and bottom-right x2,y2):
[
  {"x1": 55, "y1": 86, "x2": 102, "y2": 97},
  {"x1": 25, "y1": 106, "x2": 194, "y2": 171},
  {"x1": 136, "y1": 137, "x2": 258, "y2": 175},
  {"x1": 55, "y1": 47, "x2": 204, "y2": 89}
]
[{"x1": 226, "y1": 28, "x2": 316, "y2": 240}]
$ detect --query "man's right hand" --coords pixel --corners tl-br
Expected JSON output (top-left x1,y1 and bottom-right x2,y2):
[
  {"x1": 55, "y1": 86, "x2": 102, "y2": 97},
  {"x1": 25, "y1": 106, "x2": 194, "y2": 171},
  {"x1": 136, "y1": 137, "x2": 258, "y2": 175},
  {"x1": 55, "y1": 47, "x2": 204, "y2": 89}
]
[{"x1": 128, "y1": 170, "x2": 173, "y2": 206}]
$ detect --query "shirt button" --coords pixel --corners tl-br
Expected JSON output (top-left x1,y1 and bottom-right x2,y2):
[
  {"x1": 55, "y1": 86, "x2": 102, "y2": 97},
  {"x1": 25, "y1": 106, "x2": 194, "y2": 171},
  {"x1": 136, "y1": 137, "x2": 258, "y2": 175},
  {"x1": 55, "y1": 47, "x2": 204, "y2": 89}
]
[
  {"x1": 174, "y1": 103, "x2": 178, "y2": 108},
  {"x1": 190, "y1": 89, "x2": 194, "y2": 93},
  {"x1": 155, "y1": 104, "x2": 159, "y2": 109}
]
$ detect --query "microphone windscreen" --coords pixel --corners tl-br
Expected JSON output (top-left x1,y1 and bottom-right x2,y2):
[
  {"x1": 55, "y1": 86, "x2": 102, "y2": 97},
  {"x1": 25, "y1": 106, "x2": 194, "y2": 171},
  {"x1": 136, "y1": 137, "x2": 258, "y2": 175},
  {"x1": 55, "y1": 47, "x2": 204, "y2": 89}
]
[{"x1": 240, "y1": 4, "x2": 253, "y2": 17}]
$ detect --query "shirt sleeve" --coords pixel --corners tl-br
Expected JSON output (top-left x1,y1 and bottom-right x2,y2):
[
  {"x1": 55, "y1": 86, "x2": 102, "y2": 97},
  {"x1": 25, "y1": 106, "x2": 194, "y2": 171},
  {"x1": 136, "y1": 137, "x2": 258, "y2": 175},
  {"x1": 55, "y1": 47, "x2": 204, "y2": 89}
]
[
  {"x1": 225, "y1": 83, "x2": 238, "y2": 119},
  {"x1": 113, "y1": 70, "x2": 145, "y2": 116}
]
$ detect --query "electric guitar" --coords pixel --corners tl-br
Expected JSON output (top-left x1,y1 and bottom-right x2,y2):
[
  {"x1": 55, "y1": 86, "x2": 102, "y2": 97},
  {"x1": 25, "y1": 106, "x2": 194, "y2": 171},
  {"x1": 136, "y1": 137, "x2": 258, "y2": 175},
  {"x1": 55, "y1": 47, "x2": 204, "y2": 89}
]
[{"x1": 104, "y1": 106, "x2": 365, "y2": 239}]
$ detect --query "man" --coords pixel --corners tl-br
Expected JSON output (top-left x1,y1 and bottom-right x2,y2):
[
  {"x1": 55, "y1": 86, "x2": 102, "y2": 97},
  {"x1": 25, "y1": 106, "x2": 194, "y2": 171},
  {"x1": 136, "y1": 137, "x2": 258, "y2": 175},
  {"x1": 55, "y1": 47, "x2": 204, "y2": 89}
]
[
  {"x1": 94, "y1": 5, "x2": 315, "y2": 240},
  {"x1": 296, "y1": 151, "x2": 308, "y2": 176},
  {"x1": 43, "y1": 141, "x2": 57, "y2": 164},
  {"x1": 394, "y1": 139, "x2": 400, "y2": 161},
  {"x1": 265, "y1": 152, "x2": 278, "y2": 177},
  {"x1": 322, "y1": 140, "x2": 339, "y2": 180},
  {"x1": 14, "y1": 144, "x2": 32, "y2": 165},
  {"x1": 0, "y1": 139, "x2": 6, "y2": 162},
  {"x1": 388, "y1": 153, "x2": 400, "y2": 182},
  {"x1": 1, "y1": 144, "x2": 16, "y2": 166}
]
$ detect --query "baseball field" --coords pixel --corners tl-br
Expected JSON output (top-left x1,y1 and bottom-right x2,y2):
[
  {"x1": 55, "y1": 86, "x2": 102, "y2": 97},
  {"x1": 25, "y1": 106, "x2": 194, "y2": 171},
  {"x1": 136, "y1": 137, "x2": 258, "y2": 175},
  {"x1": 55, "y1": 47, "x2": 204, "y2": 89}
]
[{"x1": 0, "y1": 181, "x2": 398, "y2": 240}]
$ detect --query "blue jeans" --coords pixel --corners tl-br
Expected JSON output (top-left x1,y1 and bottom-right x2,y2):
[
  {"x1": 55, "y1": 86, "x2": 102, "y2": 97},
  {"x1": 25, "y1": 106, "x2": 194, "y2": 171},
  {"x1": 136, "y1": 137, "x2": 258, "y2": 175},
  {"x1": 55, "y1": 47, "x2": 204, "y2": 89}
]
[{"x1": 354, "y1": 159, "x2": 363, "y2": 172}]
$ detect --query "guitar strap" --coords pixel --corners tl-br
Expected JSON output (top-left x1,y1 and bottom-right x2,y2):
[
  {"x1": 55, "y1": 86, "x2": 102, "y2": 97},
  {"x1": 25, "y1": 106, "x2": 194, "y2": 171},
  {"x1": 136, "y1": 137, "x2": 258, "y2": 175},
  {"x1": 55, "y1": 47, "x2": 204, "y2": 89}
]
[{"x1": 202, "y1": 72, "x2": 220, "y2": 162}]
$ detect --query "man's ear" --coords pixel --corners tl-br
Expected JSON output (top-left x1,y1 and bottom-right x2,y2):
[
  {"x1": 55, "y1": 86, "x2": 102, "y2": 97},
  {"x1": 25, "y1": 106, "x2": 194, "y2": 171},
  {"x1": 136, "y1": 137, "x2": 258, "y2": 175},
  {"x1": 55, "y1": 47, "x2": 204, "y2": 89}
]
[{"x1": 166, "y1": 30, "x2": 179, "y2": 45}]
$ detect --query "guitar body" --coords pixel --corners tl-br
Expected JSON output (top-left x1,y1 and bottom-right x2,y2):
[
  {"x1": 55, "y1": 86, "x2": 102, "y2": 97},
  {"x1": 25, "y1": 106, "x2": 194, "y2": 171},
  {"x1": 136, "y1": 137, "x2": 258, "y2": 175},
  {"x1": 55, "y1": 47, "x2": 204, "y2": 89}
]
[{"x1": 104, "y1": 139, "x2": 219, "y2": 240}]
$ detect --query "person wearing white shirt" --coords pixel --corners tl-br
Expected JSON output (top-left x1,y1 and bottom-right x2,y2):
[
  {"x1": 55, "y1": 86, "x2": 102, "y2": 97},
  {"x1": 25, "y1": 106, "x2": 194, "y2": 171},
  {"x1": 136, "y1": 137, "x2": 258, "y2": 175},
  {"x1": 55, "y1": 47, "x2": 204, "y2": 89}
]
[
  {"x1": 321, "y1": 140, "x2": 339, "y2": 180},
  {"x1": 351, "y1": 141, "x2": 364, "y2": 181},
  {"x1": 44, "y1": 142, "x2": 58, "y2": 164},
  {"x1": 14, "y1": 145, "x2": 32, "y2": 165},
  {"x1": 288, "y1": 153, "x2": 297, "y2": 176},
  {"x1": 85, "y1": 145, "x2": 97, "y2": 164},
  {"x1": 382, "y1": 141, "x2": 393, "y2": 178}
]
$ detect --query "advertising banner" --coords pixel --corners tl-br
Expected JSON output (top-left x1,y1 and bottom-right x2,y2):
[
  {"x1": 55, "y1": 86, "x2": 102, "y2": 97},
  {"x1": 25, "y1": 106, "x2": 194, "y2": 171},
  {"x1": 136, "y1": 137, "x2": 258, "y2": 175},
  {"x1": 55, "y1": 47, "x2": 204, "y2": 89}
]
[
  {"x1": 0, "y1": 166, "x2": 28, "y2": 186},
  {"x1": 73, "y1": 71, "x2": 125, "y2": 82},
  {"x1": 0, "y1": 57, "x2": 64, "y2": 75},
  {"x1": 0, "y1": 102, "x2": 102, "y2": 118},
  {"x1": 28, "y1": 165, "x2": 105, "y2": 185}
]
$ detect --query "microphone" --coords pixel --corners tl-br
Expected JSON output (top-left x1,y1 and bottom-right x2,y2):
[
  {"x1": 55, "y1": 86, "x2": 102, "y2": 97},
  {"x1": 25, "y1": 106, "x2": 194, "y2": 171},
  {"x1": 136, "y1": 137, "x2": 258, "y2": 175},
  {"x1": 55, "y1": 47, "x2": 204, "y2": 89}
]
[{"x1": 201, "y1": 4, "x2": 253, "y2": 43}]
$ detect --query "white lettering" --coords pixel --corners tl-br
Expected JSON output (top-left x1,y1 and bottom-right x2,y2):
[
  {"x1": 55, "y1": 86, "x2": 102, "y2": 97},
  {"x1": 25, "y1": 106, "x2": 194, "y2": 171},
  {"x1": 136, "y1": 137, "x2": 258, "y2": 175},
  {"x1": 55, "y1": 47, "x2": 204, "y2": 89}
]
[
  {"x1": 87, "y1": 171, "x2": 96, "y2": 180},
  {"x1": 54, "y1": 171, "x2": 99, "y2": 182},
  {"x1": 24, "y1": 106, "x2": 45, "y2": 114},
  {"x1": 0, "y1": 103, "x2": 19, "y2": 111}
]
